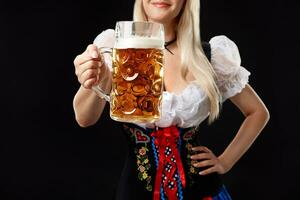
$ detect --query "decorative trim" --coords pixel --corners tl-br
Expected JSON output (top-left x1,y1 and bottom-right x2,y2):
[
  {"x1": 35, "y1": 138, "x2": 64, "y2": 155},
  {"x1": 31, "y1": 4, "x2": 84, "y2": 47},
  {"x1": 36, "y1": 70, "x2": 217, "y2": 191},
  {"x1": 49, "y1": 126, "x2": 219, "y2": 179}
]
[
  {"x1": 134, "y1": 146, "x2": 153, "y2": 191},
  {"x1": 134, "y1": 128, "x2": 151, "y2": 143}
]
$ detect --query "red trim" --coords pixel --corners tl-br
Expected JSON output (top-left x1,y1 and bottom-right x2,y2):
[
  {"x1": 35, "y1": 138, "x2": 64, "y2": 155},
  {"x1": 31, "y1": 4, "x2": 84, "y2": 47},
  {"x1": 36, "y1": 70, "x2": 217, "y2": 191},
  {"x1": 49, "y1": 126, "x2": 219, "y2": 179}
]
[{"x1": 151, "y1": 126, "x2": 186, "y2": 200}]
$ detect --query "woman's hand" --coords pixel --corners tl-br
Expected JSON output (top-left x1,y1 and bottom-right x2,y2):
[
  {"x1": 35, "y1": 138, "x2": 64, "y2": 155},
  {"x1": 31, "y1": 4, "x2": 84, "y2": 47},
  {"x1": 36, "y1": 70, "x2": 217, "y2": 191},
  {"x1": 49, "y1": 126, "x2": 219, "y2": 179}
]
[
  {"x1": 73, "y1": 44, "x2": 109, "y2": 89},
  {"x1": 190, "y1": 146, "x2": 231, "y2": 175}
]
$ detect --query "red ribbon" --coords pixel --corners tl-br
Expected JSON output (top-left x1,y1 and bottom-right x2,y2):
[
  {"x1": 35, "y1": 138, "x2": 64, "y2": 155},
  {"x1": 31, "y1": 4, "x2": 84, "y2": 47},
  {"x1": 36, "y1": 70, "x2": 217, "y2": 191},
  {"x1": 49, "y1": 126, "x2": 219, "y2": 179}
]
[{"x1": 150, "y1": 126, "x2": 186, "y2": 200}]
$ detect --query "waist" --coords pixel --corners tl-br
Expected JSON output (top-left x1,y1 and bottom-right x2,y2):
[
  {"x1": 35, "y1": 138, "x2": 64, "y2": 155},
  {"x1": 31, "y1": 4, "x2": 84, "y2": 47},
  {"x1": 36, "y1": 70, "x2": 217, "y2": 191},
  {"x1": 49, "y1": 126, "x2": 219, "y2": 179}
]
[{"x1": 119, "y1": 122, "x2": 223, "y2": 197}]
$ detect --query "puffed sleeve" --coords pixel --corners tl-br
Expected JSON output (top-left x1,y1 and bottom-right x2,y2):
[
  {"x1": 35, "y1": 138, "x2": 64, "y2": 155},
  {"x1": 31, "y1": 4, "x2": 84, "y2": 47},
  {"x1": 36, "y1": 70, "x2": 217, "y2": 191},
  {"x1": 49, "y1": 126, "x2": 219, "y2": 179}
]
[
  {"x1": 93, "y1": 29, "x2": 115, "y2": 72},
  {"x1": 209, "y1": 35, "x2": 251, "y2": 102}
]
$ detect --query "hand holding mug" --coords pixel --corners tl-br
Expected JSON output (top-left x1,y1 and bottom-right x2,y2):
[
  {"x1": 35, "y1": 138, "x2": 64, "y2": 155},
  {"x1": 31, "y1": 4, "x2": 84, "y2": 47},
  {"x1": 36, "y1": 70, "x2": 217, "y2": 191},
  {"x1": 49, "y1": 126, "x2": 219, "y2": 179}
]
[
  {"x1": 81, "y1": 21, "x2": 165, "y2": 124},
  {"x1": 73, "y1": 44, "x2": 110, "y2": 89}
]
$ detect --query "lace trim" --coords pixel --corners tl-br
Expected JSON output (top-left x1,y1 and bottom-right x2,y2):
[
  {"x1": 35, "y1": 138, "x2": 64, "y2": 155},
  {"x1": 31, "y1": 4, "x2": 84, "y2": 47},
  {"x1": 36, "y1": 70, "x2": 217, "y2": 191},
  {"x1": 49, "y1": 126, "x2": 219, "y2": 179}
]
[{"x1": 217, "y1": 66, "x2": 251, "y2": 102}]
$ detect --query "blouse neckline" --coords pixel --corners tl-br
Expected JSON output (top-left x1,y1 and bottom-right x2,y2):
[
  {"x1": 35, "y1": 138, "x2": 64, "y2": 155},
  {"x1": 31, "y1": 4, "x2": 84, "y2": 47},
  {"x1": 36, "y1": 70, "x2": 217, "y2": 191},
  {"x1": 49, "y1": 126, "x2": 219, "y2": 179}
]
[{"x1": 163, "y1": 81, "x2": 198, "y2": 96}]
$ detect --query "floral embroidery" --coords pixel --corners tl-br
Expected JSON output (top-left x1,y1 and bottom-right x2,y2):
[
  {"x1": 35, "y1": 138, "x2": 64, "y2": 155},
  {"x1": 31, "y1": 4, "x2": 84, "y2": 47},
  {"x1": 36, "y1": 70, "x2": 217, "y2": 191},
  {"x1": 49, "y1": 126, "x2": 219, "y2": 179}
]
[
  {"x1": 139, "y1": 147, "x2": 147, "y2": 155},
  {"x1": 185, "y1": 142, "x2": 199, "y2": 187},
  {"x1": 135, "y1": 146, "x2": 153, "y2": 191},
  {"x1": 183, "y1": 129, "x2": 195, "y2": 141},
  {"x1": 190, "y1": 166, "x2": 195, "y2": 173},
  {"x1": 122, "y1": 124, "x2": 153, "y2": 191}
]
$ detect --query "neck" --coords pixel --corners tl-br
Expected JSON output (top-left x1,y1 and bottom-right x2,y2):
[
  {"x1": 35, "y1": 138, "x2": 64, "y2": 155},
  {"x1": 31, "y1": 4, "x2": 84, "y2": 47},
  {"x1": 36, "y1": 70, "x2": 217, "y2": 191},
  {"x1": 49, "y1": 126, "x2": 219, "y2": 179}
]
[
  {"x1": 163, "y1": 21, "x2": 177, "y2": 42},
  {"x1": 149, "y1": 19, "x2": 177, "y2": 42}
]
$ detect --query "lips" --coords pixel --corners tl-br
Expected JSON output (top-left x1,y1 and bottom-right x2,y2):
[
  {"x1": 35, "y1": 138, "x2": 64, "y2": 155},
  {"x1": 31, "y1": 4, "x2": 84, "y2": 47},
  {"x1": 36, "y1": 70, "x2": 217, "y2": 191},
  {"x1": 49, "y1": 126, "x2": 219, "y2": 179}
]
[{"x1": 152, "y1": 1, "x2": 171, "y2": 8}]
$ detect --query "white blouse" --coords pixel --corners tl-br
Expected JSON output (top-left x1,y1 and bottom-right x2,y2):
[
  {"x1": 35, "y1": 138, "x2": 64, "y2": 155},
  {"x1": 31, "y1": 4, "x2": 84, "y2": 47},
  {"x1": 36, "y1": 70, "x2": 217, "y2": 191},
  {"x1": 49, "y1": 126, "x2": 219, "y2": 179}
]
[{"x1": 93, "y1": 29, "x2": 251, "y2": 128}]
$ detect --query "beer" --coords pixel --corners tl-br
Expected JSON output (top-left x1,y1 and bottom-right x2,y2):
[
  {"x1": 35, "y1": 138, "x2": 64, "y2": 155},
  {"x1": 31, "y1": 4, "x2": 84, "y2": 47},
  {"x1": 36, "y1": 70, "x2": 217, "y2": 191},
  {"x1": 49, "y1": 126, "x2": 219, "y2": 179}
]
[
  {"x1": 110, "y1": 37, "x2": 164, "y2": 123},
  {"x1": 92, "y1": 21, "x2": 165, "y2": 123}
]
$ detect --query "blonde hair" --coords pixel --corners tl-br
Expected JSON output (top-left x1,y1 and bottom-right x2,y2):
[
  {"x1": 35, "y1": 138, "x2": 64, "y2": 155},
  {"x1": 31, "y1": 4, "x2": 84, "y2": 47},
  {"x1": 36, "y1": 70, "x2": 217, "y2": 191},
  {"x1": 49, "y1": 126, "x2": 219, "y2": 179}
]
[{"x1": 133, "y1": 0, "x2": 222, "y2": 125}]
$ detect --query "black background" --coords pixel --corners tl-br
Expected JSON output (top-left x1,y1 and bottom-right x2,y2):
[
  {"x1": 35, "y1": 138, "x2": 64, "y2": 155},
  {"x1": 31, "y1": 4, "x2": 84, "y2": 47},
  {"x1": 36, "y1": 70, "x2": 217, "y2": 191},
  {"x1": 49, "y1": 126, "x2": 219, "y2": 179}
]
[{"x1": 1, "y1": 0, "x2": 299, "y2": 199}]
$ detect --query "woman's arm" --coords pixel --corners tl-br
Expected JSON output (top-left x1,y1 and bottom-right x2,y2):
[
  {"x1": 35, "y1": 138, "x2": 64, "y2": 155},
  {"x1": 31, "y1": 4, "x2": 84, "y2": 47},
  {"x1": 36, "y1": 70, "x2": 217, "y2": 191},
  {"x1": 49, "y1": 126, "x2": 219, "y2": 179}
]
[
  {"x1": 218, "y1": 83, "x2": 270, "y2": 171},
  {"x1": 73, "y1": 44, "x2": 112, "y2": 127},
  {"x1": 73, "y1": 76, "x2": 111, "y2": 127},
  {"x1": 191, "y1": 84, "x2": 270, "y2": 175}
]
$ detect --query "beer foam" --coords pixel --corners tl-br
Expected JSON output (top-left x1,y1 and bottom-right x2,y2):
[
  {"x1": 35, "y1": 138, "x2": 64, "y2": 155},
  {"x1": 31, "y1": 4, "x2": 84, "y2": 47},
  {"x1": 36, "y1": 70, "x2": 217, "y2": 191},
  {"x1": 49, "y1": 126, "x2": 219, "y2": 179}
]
[{"x1": 114, "y1": 37, "x2": 164, "y2": 49}]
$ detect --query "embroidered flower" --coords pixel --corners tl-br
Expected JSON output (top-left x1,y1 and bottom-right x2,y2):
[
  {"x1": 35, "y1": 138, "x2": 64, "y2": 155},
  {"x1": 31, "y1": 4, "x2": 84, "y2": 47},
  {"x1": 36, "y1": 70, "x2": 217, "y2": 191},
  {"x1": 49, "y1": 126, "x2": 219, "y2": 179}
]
[
  {"x1": 146, "y1": 184, "x2": 153, "y2": 191},
  {"x1": 185, "y1": 142, "x2": 199, "y2": 187},
  {"x1": 139, "y1": 165, "x2": 146, "y2": 172},
  {"x1": 142, "y1": 172, "x2": 148, "y2": 179},
  {"x1": 135, "y1": 146, "x2": 153, "y2": 191},
  {"x1": 122, "y1": 124, "x2": 153, "y2": 191},
  {"x1": 139, "y1": 147, "x2": 147, "y2": 156},
  {"x1": 190, "y1": 166, "x2": 195, "y2": 173}
]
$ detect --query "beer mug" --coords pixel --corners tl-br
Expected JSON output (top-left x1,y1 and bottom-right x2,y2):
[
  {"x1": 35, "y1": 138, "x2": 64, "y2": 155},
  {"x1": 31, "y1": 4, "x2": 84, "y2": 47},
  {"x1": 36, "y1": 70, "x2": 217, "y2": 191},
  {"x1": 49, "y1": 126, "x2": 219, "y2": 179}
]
[{"x1": 92, "y1": 21, "x2": 165, "y2": 123}]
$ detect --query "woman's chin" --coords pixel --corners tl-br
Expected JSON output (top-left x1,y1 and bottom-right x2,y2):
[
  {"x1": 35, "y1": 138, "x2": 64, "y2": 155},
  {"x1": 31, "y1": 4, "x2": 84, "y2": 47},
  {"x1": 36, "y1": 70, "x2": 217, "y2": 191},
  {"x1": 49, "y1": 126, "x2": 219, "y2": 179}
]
[{"x1": 148, "y1": 15, "x2": 173, "y2": 24}]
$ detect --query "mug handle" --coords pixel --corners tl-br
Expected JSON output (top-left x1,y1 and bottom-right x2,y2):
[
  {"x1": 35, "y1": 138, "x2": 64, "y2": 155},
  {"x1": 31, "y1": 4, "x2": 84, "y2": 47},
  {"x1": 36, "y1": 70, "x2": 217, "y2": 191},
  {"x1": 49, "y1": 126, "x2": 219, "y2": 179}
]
[{"x1": 92, "y1": 47, "x2": 113, "y2": 102}]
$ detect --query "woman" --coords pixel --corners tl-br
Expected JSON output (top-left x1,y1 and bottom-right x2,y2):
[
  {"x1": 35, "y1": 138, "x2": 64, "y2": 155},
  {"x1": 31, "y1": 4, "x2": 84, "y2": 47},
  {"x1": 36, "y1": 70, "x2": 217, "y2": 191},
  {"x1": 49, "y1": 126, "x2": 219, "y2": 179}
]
[{"x1": 73, "y1": 0, "x2": 270, "y2": 199}]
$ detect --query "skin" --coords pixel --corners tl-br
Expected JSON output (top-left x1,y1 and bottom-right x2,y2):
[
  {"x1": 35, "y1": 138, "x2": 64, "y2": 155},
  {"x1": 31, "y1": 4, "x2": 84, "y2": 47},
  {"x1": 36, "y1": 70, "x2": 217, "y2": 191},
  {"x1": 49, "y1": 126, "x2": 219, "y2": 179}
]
[
  {"x1": 73, "y1": 45, "x2": 111, "y2": 127},
  {"x1": 73, "y1": 0, "x2": 270, "y2": 176}
]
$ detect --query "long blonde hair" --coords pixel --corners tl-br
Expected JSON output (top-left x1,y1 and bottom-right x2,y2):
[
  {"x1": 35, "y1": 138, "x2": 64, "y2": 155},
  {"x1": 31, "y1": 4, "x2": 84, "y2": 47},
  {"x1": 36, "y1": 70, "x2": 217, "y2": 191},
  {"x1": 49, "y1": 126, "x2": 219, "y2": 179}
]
[{"x1": 133, "y1": 0, "x2": 222, "y2": 125}]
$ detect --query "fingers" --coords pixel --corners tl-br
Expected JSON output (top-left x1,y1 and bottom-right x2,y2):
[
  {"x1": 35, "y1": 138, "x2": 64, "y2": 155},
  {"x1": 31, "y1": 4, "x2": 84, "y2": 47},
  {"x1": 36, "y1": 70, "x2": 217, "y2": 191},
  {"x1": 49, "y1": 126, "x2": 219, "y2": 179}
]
[
  {"x1": 76, "y1": 60, "x2": 101, "y2": 89},
  {"x1": 190, "y1": 146, "x2": 220, "y2": 175},
  {"x1": 192, "y1": 159, "x2": 216, "y2": 168},
  {"x1": 74, "y1": 44, "x2": 109, "y2": 89},
  {"x1": 78, "y1": 68, "x2": 100, "y2": 89},
  {"x1": 73, "y1": 44, "x2": 101, "y2": 67},
  {"x1": 75, "y1": 60, "x2": 100, "y2": 78},
  {"x1": 191, "y1": 146, "x2": 211, "y2": 153},
  {"x1": 83, "y1": 77, "x2": 98, "y2": 89},
  {"x1": 190, "y1": 152, "x2": 212, "y2": 160},
  {"x1": 199, "y1": 166, "x2": 217, "y2": 175},
  {"x1": 86, "y1": 44, "x2": 100, "y2": 59}
]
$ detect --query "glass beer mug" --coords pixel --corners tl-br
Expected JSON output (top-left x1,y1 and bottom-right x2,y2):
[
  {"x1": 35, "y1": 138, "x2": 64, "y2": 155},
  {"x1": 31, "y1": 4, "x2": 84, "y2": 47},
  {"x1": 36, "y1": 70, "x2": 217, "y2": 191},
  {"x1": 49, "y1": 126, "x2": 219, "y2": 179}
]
[{"x1": 92, "y1": 21, "x2": 165, "y2": 123}]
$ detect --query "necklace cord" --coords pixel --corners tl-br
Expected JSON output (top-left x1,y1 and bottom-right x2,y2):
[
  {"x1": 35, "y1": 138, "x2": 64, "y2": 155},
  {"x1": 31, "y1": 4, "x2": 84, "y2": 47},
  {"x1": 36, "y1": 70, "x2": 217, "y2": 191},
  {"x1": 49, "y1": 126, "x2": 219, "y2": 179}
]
[{"x1": 164, "y1": 37, "x2": 177, "y2": 55}]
